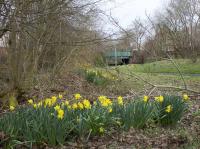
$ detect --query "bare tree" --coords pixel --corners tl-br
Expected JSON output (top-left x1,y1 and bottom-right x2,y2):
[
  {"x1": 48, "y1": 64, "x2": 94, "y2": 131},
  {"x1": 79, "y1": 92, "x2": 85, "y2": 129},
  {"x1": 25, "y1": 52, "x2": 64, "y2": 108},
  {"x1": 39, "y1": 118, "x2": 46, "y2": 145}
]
[
  {"x1": 0, "y1": 0, "x2": 107, "y2": 100},
  {"x1": 151, "y1": 0, "x2": 200, "y2": 61}
]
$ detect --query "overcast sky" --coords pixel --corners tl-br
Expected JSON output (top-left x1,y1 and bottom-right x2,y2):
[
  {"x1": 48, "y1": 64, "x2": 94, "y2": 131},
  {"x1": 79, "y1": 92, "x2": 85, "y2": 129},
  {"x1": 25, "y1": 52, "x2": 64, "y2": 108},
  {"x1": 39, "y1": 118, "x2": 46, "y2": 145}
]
[
  {"x1": 0, "y1": 0, "x2": 169, "y2": 46},
  {"x1": 101, "y1": 0, "x2": 169, "y2": 30}
]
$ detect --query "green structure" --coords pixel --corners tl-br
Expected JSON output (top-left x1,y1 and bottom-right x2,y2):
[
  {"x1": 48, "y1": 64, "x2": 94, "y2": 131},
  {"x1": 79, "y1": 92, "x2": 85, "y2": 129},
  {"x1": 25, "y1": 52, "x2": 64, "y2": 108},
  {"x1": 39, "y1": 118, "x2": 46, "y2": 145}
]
[{"x1": 105, "y1": 49, "x2": 132, "y2": 65}]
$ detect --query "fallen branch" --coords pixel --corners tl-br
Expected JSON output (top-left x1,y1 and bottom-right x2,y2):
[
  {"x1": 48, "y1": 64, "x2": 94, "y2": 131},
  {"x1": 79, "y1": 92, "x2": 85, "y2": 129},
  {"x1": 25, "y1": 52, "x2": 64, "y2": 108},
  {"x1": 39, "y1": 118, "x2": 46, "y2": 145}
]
[{"x1": 113, "y1": 68, "x2": 200, "y2": 95}]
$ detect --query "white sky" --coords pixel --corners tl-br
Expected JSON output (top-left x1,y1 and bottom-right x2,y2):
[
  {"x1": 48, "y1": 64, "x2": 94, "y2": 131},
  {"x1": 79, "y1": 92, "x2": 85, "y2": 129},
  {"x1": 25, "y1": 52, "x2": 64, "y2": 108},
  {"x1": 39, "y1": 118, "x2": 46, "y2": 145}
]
[{"x1": 101, "y1": 0, "x2": 169, "y2": 30}]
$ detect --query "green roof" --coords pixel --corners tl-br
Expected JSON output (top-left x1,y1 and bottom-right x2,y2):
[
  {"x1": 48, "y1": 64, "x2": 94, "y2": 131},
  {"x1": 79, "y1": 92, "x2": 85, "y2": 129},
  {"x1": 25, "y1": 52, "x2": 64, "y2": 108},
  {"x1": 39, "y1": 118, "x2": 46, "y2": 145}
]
[{"x1": 105, "y1": 51, "x2": 132, "y2": 58}]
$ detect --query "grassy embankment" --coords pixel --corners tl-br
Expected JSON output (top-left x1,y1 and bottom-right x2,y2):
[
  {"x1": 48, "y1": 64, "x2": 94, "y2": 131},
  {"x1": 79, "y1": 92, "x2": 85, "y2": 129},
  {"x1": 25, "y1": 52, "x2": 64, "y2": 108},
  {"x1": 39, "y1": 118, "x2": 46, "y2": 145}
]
[
  {"x1": 89, "y1": 59, "x2": 200, "y2": 94},
  {"x1": 128, "y1": 59, "x2": 200, "y2": 74}
]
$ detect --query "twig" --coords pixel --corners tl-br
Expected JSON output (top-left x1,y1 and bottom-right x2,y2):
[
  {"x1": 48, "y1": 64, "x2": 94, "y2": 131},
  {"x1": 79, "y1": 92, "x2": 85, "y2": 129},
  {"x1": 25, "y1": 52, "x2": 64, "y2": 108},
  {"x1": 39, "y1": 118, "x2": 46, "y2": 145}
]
[
  {"x1": 167, "y1": 54, "x2": 187, "y2": 90},
  {"x1": 148, "y1": 86, "x2": 157, "y2": 96},
  {"x1": 116, "y1": 67, "x2": 200, "y2": 94}
]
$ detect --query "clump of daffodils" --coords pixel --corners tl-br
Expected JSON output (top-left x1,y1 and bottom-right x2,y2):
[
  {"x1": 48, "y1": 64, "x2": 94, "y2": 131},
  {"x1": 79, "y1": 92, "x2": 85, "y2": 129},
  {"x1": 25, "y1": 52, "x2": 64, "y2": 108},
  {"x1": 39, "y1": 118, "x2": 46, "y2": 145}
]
[
  {"x1": 3, "y1": 93, "x2": 189, "y2": 146},
  {"x1": 14, "y1": 93, "x2": 187, "y2": 128},
  {"x1": 98, "y1": 96, "x2": 112, "y2": 107}
]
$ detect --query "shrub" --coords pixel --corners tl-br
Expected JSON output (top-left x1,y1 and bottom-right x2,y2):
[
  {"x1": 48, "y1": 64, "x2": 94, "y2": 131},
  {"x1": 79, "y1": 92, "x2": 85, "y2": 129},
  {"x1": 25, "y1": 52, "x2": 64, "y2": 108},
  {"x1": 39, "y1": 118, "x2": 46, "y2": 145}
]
[
  {"x1": 154, "y1": 95, "x2": 188, "y2": 126},
  {"x1": 84, "y1": 70, "x2": 109, "y2": 85}
]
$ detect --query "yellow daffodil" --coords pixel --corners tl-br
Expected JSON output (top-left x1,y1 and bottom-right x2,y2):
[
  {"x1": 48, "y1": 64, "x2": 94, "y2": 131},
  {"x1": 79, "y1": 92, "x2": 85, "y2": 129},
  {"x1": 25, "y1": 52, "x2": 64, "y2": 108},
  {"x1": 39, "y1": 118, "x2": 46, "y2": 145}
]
[
  {"x1": 37, "y1": 101, "x2": 43, "y2": 107},
  {"x1": 106, "y1": 98, "x2": 112, "y2": 105},
  {"x1": 51, "y1": 96, "x2": 57, "y2": 104},
  {"x1": 44, "y1": 98, "x2": 52, "y2": 107},
  {"x1": 78, "y1": 102, "x2": 84, "y2": 110},
  {"x1": 183, "y1": 94, "x2": 189, "y2": 101},
  {"x1": 72, "y1": 103, "x2": 78, "y2": 110},
  {"x1": 54, "y1": 105, "x2": 61, "y2": 111},
  {"x1": 143, "y1": 96, "x2": 149, "y2": 103},
  {"x1": 58, "y1": 94, "x2": 63, "y2": 99},
  {"x1": 77, "y1": 116, "x2": 81, "y2": 123},
  {"x1": 74, "y1": 93, "x2": 81, "y2": 100},
  {"x1": 117, "y1": 96, "x2": 123, "y2": 105},
  {"x1": 67, "y1": 105, "x2": 71, "y2": 110},
  {"x1": 165, "y1": 105, "x2": 172, "y2": 113},
  {"x1": 99, "y1": 127, "x2": 104, "y2": 133},
  {"x1": 57, "y1": 109, "x2": 64, "y2": 120},
  {"x1": 100, "y1": 98, "x2": 112, "y2": 107},
  {"x1": 33, "y1": 104, "x2": 37, "y2": 109},
  {"x1": 61, "y1": 102, "x2": 65, "y2": 108},
  {"x1": 28, "y1": 99, "x2": 33, "y2": 105},
  {"x1": 9, "y1": 106, "x2": 15, "y2": 111},
  {"x1": 159, "y1": 95, "x2": 164, "y2": 102},
  {"x1": 93, "y1": 101, "x2": 97, "y2": 105},
  {"x1": 83, "y1": 99, "x2": 91, "y2": 109},
  {"x1": 108, "y1": 107, "x2": 112, "y2": 113},
  {"x1": 98, "y1": 96, "x2": 107, "y2": 102},
  {"x1": 155, "y1": 95, "x2": 164, "y2": 103},
  {"x1": 65, "y1": 100, "x2": 69, "y2": 106}
]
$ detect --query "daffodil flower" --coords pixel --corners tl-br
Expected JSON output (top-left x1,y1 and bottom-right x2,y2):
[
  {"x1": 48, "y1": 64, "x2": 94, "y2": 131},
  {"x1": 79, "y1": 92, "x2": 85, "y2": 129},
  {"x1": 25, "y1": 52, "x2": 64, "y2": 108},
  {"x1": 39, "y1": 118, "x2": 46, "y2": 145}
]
[
  {"x1": 117, "y1": 96, "x2": 123, "y2": 105},
  {"x1": 83, "y1": 99, "x2": 91, "y2": 109},
  {"x1": 9, "y1": 106, "x2": 15, "y2": 111},
  {"x1": 54, "y1": 105, "x2": 61, "y2": 111},
  {"x1": 165, "y1": 105, "x2": 172, "y2": 113},
  {"x1": 57, "y1": 109, "x2": 64, "y2": 120},
  {"x1": 155, "y1": 95, "x2": 164, "y2": 103},
  {"x1": 78, "y1": 102, "x2": 84, "y2": 110},
  {"x1": 28, "y1": 99, "x2": 33, "y2": 105},
  {"x1": 72, "y1": 103, "x2": 78, "y2": 110},
  {"x1": 99, "y1": 127, "x2": 104, "y2": 133},
  {"x1": 143, "y1": 96, "x2": 149, "y2": 103},
  {"x1": 183, "y1": 94, "x2": 189, "y2": 101},
  {"x1": 74, "y1": 93, "x2": 81, "y2": 100},
  {"x1": 58, "y1": 94, "x2": 63, "y2": 99}
]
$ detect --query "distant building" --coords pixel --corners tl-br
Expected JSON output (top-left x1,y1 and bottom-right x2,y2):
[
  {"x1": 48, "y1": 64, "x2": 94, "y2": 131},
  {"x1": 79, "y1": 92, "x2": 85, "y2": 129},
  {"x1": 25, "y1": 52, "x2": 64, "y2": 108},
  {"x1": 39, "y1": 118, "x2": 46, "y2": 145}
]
[
  {"x1": 105, "y1": 49, "x2": 132, "y2": 65},
  {"x1": 105, "y1": 48, "x2": 146, "y2": 65}
]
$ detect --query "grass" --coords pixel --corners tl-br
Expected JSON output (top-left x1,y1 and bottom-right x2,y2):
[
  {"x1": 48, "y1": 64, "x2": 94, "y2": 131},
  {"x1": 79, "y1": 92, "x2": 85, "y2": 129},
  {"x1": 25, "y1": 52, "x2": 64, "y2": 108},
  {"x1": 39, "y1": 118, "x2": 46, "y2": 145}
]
[
  {"x1": 118, "y1": 59, "x2": 200, "y2": 74},
  {"x1": 86, "y1": 59, "x2": 200, "y2": 94},
  {"x1": 88, "y1": 69, "x2": 200, "y2": 95}
]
